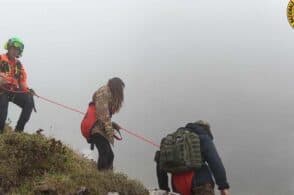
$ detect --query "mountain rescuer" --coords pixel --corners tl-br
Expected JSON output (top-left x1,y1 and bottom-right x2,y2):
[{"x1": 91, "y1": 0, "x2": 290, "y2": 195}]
[{"x1": 0, "y1": 37, "x2": 35, "y2": 133}]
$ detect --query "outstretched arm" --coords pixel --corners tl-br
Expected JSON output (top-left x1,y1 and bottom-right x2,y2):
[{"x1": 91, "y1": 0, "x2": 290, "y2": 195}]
[{"x1": 202, "y1": 137, "x2": 230, "y2": 191}]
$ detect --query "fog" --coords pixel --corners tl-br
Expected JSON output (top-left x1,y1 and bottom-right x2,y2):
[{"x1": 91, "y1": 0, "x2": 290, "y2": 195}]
[{"x1": 1, "y1": 0, "x2": 293, "y2": 194}]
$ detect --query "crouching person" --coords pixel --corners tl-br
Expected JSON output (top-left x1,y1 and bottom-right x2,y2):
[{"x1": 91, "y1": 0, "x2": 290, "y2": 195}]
[{"x1": 155, "y1": 120, "x2": 230, "y2": 195}]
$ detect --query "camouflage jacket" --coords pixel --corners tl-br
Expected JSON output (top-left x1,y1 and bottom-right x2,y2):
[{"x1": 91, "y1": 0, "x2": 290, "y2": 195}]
[{"x1": 91, "y1": 85, "x2": 114, "y2": 144}]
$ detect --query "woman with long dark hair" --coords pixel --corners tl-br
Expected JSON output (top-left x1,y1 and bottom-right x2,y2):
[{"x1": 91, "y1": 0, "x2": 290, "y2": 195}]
[{"x1": 90, "y1": 77, "x2": 125, "y2": 170}]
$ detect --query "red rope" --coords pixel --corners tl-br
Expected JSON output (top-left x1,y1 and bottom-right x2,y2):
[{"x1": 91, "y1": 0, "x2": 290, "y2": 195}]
[
  {"x1": 37, "y1": 95, "x2": 160, "y2": 148},
  {"x1": 121, "y1": 128, "x2": 160, "y2": 148},
  {"x1": 0, "y1": 85, "x2": 160, "y2": 148},
  {"x1": 37, "y1": 95, "x2": 85, "y2": 115}
]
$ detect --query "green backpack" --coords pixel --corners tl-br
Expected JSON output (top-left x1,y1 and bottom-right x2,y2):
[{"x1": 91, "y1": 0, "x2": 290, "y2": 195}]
[{"x1": 159, "y1": 128, "x2": 202, "y2": 173}]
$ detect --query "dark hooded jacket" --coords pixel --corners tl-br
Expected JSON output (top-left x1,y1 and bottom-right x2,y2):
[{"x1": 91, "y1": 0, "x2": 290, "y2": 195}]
[
  {"x1": 155, "y1": 123, "x2": 229, "y2": 191},
  {"x1": 185, "y1": 122, "x2": 229, "y2": 190}
]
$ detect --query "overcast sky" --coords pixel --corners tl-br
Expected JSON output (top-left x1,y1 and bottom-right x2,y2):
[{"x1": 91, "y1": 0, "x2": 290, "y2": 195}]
[{"x1": 1, "y1": 0, "x2": 294, "y2": 194}]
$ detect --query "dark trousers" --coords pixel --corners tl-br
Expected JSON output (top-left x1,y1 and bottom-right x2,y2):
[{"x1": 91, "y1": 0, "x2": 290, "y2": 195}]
[
  {"x1": 0, "y1": 92, "x2": 34, "y2": 133},
  {"x1": 155, "y1": 150, "x2": 172, "y2": 192},
  {"x1": 156, "y1": 162, "x2": 171, "y2": 191},
  {"x1": 91, "y1": 133, "x2": 114, "y2": 170}
]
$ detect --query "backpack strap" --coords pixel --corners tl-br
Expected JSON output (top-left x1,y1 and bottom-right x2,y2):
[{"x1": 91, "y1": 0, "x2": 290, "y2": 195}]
[{"x1": 14, "y1": 60, "x2": 22, "y2": 79}]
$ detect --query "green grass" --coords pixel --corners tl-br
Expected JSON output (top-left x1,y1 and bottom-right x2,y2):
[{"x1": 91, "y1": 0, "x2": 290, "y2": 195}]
[{"x1": 0, "y1": 126, "x2": 148, "y2": 195}]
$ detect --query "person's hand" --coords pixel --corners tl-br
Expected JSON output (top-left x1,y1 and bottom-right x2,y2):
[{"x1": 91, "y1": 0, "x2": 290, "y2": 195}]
[
  {"x1": 29, "y1": 88, "x2": 37, "y2": 96},
  {"x1": 105, "y1": 127, "x2": 114, "y2": 137},
  {"x1": 112, "y1": 122, "x2": 121, "y2": 130},
  {"x1": 220, "y1": 189, "x2": 229, "y2": 195}
]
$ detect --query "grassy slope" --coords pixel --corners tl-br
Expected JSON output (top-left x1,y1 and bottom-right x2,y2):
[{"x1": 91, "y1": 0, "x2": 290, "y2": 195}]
[{"x1": 0, "y1": 126, "x2": 148, "y2": 195}]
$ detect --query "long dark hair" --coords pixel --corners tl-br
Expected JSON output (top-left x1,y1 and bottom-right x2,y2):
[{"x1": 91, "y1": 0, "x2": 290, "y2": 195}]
[{"x1": 108, "y1": 77, "x2": 125, "y2": 114}]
